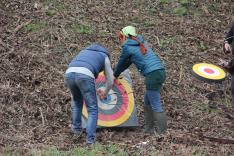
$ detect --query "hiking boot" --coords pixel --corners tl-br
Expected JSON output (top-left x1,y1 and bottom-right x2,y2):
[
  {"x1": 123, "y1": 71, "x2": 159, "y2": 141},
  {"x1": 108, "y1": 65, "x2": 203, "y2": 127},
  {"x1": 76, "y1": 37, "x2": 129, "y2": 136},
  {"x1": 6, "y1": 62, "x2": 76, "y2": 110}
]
[
  {"x1": 153, "y1": 111, "x2": 167, "y2": 135},
  {"x1": 143, "y1": 105, "x2": 155, "y2": 133}
]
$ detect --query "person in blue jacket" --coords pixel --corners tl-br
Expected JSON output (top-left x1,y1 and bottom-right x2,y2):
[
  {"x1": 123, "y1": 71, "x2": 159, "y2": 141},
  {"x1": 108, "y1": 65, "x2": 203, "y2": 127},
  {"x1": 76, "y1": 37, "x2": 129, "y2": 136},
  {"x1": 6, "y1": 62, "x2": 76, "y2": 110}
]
[
  {"x1": 65, "y1": 43, "x2": 114, "y2": 144},
  {"x1": 114, "y1": 26, "x2": 167, "y2": 134}
]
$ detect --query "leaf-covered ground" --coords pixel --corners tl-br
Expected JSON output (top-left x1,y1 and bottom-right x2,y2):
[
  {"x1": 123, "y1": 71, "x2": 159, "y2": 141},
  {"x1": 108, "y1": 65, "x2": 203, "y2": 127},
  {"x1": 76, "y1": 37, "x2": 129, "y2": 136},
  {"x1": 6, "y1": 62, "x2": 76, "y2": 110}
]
[{"x1": 0, "y1": 0, "x2": 233, "y2": 155}]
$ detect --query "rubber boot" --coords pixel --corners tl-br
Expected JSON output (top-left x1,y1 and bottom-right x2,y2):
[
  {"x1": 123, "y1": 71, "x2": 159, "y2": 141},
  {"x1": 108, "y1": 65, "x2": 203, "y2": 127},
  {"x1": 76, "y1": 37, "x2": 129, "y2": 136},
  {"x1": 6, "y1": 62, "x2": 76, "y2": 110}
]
[
  {"x1": 143, "y1": 106, "x2": 154, "y2": 133},
  {"x1": 153, "y1": 111, "x2": 167, "y2": 135}
]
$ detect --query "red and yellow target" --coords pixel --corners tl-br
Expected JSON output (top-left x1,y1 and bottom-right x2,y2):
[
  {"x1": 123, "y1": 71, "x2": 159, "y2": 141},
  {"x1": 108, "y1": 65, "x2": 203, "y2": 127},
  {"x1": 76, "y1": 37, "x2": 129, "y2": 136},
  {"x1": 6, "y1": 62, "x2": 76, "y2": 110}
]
[
  {"x1": 192, "y1": 63, "x2": 226, "y2": 82},
  {"x1": 82, "y1": 72, "x2": 137, "y2": 127}
]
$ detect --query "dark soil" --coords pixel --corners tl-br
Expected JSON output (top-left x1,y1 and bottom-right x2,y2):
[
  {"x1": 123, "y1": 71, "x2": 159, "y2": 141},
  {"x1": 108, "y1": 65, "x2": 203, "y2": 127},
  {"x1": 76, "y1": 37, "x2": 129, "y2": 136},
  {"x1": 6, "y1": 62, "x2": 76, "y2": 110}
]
[{"x1": 0, "y1": 0, "x2": 233, "y2": 155}]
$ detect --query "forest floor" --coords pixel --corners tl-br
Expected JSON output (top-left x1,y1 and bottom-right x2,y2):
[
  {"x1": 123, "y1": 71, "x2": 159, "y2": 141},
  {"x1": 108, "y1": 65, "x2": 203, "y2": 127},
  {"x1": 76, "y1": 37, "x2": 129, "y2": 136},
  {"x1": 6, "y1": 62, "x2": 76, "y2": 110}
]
[{"x1": 0, "y1": 0, "x2": 234, "y2": 155}]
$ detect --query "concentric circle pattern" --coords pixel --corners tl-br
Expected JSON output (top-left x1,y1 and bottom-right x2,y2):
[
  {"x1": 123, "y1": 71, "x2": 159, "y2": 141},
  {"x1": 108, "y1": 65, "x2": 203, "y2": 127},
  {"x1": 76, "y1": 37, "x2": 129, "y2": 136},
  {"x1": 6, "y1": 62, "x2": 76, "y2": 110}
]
[
  {"x1": 82, "y1": 73, "x2": 134, "y2": 127},
  {"x1": 192, "y1": 63, "x2": 226, "y2": 82}
]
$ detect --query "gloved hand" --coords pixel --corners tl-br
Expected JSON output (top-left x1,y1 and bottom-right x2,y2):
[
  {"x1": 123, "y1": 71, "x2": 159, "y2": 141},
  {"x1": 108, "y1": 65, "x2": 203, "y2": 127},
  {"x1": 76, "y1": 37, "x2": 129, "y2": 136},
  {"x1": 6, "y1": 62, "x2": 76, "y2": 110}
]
[{"x1": 97, "y1": 89, "x2": 107, "y2": 100}]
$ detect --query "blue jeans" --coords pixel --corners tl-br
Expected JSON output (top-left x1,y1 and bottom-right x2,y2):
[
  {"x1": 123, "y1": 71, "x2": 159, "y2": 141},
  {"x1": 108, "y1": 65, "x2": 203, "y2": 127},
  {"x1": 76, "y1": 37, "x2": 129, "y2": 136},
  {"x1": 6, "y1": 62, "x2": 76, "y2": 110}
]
[
  {"x1": 65, "y1": 73, "x2": 98, "y2": 144},
  {"x1": 144, "y1": 90, "x2": 164, "y2": 112}
]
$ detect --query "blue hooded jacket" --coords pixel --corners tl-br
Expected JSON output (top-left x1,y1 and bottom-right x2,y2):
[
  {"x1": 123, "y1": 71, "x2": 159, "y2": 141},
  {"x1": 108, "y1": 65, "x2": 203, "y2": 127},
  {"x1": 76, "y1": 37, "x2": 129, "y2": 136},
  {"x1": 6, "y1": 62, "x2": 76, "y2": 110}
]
[
  {"x1": 68, "y1": 44, "x2": 110, "y2": 78},
  {"x1": 114, "y1": 35, "x2": 164, "y2": 77}
]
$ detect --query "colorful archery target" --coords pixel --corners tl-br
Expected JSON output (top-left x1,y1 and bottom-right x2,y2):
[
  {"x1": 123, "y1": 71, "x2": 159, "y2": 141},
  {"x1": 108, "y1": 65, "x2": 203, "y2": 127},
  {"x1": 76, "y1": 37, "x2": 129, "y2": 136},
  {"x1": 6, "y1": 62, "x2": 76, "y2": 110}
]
[
  {"x1": 82, "y1": 72, "x2": 138, "y2": 127},
  {"x1": 192, "y1": 63, "x2": 226, "y2": 82}
]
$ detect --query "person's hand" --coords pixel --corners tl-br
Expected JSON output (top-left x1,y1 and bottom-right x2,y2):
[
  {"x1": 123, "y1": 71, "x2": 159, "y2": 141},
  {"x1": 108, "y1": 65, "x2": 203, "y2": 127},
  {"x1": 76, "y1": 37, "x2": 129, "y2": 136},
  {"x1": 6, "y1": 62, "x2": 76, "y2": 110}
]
[
  {"x1": 114, "y1": 75, "x2": 124, "y2": 80},
  {"x1": 97, "y1": 89, "x2": 107, "y2": 100},
  {"x1": 114, "y1": 76, "x2": 123, "y2": 85},
  {"x1": 224, "y1": 42, "x2": 231, "y2": 53},
  {"x1": 218, "y1": 58, "x2": 228, "y2": 67}
]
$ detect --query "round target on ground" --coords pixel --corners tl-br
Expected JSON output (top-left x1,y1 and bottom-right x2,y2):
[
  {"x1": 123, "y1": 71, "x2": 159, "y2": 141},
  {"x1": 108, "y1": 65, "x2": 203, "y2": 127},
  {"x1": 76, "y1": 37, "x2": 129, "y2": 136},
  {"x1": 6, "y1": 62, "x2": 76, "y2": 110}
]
[
  {"x1": 192, "y1": 63, "x2": 226, "y2": 83},
  {"x1": 82, "y1": 74, "x2": 134, "y2": 127}
]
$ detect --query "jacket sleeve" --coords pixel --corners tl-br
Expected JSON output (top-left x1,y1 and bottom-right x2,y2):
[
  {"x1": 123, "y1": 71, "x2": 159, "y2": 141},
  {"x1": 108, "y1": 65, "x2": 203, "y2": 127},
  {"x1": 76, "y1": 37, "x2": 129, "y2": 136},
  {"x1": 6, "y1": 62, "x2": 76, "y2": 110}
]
[
  {"x1": 114, "y1": 45, "x2": 132, "y2": 78},
  {"x1": 225, "y1": 23, "x2": 234, "y2": 44},
  {"x1": 104, "y1": 57, "x2": 114, "y2": 94},
  {"x1": 223, "y1": 59, "x2": 234, "y2": 74}
]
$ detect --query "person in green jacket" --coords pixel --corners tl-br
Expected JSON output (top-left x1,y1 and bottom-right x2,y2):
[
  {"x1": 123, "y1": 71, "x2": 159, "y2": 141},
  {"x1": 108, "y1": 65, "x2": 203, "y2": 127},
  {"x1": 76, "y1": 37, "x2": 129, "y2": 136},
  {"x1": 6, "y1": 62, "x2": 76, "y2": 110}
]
[{"x1": 114, "y1": 26, "x2": 167, "y2": 134}]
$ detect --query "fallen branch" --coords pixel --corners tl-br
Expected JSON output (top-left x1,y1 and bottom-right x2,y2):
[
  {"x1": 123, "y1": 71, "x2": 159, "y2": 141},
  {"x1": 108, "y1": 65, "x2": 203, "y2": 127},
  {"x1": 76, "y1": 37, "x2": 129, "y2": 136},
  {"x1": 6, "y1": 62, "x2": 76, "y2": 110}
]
[
  {"x1": 199, "y1": 134, "x2": 234, "y2": 144},
  {"x1": 14, "y1": 20, "x2": 32, "y2": 33},
  {"x1": 178, "y1": 65, "x2": 184, "y2": 85},
  {"x1": 39, "y1": 107, "x2": 45, "y2": 126}
]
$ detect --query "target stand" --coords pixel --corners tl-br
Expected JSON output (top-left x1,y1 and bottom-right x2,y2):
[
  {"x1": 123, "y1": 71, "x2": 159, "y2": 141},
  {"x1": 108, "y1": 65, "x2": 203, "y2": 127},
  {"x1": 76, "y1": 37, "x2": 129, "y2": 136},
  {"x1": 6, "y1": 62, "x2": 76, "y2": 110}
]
[
  {"x1": 82, "y1": 70, "x2": 138, "y2": 128},
  {"x1": 192, "y1": 63, "x2": 226, "y2": 83}
]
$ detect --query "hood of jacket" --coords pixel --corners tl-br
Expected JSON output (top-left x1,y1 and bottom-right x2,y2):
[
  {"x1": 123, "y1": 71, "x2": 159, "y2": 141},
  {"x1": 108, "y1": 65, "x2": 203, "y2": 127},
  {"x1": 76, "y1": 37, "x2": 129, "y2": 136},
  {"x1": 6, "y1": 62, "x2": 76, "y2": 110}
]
[
  {"x1": 85, "y1": 43, "x2": 110, "y2": 57},
  {"x1": 123, "y1": 35, "x2": 144, "y2": 46}
]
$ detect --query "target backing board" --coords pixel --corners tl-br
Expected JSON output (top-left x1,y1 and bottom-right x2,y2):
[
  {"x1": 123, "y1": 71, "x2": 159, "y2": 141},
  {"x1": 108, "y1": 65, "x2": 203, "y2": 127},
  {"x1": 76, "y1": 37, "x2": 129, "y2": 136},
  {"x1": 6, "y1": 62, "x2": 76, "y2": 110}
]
[
  {"x1": 192, "y1": 63, "x2": 226, "y2": 83},
  {"x1": 82, "y1": 71, "x2": 138, "y2": 128}
]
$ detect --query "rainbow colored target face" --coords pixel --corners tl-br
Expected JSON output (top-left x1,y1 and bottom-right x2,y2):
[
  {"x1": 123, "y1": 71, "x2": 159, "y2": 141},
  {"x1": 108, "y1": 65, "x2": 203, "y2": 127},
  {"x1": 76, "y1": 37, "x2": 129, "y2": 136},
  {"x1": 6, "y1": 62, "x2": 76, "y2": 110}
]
[
  {"x1": 82, "y1": 73, "x2": 135, "y2": 127},
  {"x1": 192, "y1": 63, "x2": 226, "y2": 82}
]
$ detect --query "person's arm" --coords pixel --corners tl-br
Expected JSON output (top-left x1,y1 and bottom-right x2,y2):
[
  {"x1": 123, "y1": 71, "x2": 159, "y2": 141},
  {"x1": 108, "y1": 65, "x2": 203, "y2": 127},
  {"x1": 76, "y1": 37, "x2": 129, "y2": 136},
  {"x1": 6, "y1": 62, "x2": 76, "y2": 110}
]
[
  {"x1": 103, "y1": 57, "x2": 114, "y2": 95},
  {"x1": 114, "y1": 45, "x2": 132, "y2": 78},
  {"x1": 225, "y1": 23, "x2": 234, "y2": 44},
  {"x1": 218, "y1": 58, "x2": 234, "y2": 74},
  {"x1": 224, "y1": 23, "x2": 234, "y2": 53}
]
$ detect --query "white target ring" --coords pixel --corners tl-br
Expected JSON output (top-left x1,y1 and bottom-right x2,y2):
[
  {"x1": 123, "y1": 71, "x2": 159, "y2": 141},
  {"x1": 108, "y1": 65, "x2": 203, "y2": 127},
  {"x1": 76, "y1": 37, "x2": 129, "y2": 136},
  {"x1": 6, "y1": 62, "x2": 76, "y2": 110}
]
[
  {"x1": 97, "y1": 88, "x2": 117, "y2": 110},
  {"x1": 197, "y1": 66, "x2": 220, "y2": 77},
  {"x1": 192, "y1": 63, "x2": 226, "y2": 82}
]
